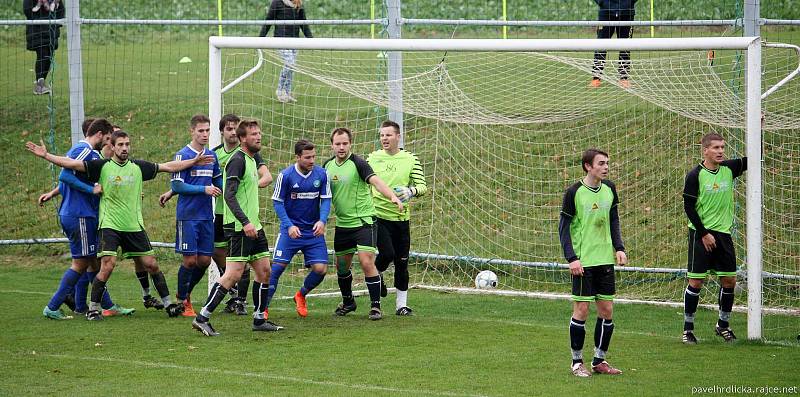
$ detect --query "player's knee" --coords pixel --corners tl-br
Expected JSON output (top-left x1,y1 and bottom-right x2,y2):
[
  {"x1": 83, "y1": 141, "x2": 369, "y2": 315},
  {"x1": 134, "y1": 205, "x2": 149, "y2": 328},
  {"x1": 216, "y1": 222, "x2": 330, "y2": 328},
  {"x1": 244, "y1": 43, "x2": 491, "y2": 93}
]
[
  {"x1": 182, "y1": 256, "x2": 198, "y2": 268},
  {"x1": 395, "y1": 257, "x2": 409, "y2": 271},
  {"x1": 336, "y1": 257, "x2": 350, "y2": 275},
  {"x1": 312, "y1": 264, "x2": 327, "y2": 275},
  {"x1": 572, "y1": 302, "x2": 590, "y2": 320},
  {"x1": 596, "y1": 302, "x2": 613, "y2": 319},
  {"x1": 141, "y1": 258, "x2": 159, "y2": 273},
  {"x1": 688, "y1": 278, "x2": 704, "y2": 289},
  {"x1": 720, "y1": 276, "x2": 736, "y2": 288}
]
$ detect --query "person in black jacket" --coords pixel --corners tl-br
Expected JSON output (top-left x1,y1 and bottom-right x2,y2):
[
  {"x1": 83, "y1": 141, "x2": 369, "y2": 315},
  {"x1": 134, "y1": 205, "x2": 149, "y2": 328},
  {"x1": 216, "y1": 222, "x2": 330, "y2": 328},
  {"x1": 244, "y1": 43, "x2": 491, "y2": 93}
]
[
  {"x1": 259, "y1": 0, "x2": 313, "y2": 103},
  {"x1": 590, "y1": 0, "x2": 636, "y2": 89},
  {"x1": 24, "y1": 0, "x2": 64, "y2": 95}
]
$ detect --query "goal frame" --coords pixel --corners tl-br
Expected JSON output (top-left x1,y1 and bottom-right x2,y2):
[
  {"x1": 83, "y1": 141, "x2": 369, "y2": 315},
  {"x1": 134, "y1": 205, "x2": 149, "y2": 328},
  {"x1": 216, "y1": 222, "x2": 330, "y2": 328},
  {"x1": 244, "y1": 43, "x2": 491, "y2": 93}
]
[{"x1": 208, "y1": 36, "x2": 763, "y2": 339}]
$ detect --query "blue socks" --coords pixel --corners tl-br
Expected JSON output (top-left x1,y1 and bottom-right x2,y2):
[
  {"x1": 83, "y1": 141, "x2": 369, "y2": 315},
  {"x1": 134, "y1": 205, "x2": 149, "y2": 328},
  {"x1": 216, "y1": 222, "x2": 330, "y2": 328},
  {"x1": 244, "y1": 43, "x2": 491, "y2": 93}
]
[
  {"x1": 48, "y1": 269, "x2": 81, "y2": 311},
  {"x1": 187, "y1": 265, "x2": 206, "y2": 295},
  {"x1": 266, "y1": 263, "x2": 287, "y2": 307},
  {"x1": 75, "y1": 271, "x2": 114, "y2": 311},
  {"x1": 177, "y1": 265, "x2": 192, "y2": 301},
  {"x1": 74, "y1": 271, "x2": 92, "y2": 312},
  {"x1": 300, "y1": 271, "x2": 325, "y2": 296}
]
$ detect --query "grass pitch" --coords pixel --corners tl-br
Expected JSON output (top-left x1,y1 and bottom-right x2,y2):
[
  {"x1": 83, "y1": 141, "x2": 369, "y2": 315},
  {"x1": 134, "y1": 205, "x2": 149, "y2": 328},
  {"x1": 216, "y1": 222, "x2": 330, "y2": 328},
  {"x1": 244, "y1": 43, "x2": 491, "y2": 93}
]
[{"x1": 0, "y1": 255, "x2": 797, "y2": 396}]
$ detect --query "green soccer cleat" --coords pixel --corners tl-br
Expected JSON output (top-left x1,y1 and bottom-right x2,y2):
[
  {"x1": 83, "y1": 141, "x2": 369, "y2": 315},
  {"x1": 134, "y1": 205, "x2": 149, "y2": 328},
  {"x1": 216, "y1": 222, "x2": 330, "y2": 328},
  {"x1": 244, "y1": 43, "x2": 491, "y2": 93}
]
[
  {"x1": 102, "y1": 304, "x2": 136, "y2": 317},
  {"x1": 43, "y1": 306, "x2": 73, "y2": 320}
]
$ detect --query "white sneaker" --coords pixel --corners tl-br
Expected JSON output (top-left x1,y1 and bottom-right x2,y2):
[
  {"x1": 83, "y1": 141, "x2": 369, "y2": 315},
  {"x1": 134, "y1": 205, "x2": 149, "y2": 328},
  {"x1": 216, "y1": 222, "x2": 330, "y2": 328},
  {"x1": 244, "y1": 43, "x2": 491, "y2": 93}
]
[
  {"x1": 275, "y1": 90, "x2": 289, "y2": 103},
  {"x1": 571, "y1": 362, "x2": 592, "y2": 378},
  {"x1": 286, "y1": 92, "x2": 297, "y2": 102},
  {"x1": 34, "y1": 78, "x2": 50, "y2": 95}
]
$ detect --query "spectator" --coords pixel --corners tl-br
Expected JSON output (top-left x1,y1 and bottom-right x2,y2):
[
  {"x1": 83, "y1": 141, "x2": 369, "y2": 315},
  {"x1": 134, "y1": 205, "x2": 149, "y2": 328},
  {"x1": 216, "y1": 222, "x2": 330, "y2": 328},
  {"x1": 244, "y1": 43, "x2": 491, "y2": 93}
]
[
  {"x1": 260, "y1": 0, "x2": 313, "y2": 103},
  {"x1": 24, "y1": 0, "x2": 64, "y2": 95},
  {"x1": 590, "y1": 0, "x2": 637, "y2": 89}
]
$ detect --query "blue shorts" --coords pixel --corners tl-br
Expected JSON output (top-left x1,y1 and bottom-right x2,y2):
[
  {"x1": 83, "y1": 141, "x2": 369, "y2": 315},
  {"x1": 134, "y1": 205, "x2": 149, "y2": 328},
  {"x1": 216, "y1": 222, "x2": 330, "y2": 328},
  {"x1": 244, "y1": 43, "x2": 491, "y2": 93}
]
[
  {"x1": 273, "y1": 230, "x2": 329, "y2": 266},
  {"x1": 60, "y1": 215, "x2": 98, "y2": 258},
  {"x1": 175, "y1": 220, "x2": 214, "y2": 256}
]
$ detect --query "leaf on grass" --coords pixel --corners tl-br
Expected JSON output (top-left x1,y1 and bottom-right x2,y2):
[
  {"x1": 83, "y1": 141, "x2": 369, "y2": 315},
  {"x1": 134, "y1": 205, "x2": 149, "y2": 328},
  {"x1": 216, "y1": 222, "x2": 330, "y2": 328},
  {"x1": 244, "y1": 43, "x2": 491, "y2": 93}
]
[
  {"x1": 188, "y1": 345, "x2": 198, "y2": 351},
  {"x1": 95, "y1": 342, "x2": 103, "y2": 347}
]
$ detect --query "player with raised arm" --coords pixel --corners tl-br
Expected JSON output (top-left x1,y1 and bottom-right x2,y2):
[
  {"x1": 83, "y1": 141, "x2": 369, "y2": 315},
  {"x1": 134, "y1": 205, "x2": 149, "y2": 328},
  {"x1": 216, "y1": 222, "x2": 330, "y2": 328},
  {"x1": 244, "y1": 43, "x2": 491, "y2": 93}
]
[
  {"x1": 40, "y1": 123, "x2": 160, "y2": 313},
  {"x1": 192, "y1": 120, "x2": 282, "y2": 336},
  {"x1": 268, "y1": 139, "x2": 331, "y2": 318},
  {"x1": 41, "y1": 119, "x2": 134, "y2": 319},
  {"x1": 159, "y1": 114, "x2": 272, "y2": 315},
  {"x1": 682, "y1": 133, "x2": 747, "y2": 344},
  {"x1": 559, "y1": 148, "x2": 627, "y2": 377},
  {"x1": 323, "y1": 127, "x2": 403, "y2": 321},
  {"x1": 367, "y1": 120, "x2": 427, "y2": 315},
  {"x1": 170, "y1": 115, "x2": 222, "y2": 317},
  {"x1": 26, "y1": 130, "x2": 214, "y2": 321}
]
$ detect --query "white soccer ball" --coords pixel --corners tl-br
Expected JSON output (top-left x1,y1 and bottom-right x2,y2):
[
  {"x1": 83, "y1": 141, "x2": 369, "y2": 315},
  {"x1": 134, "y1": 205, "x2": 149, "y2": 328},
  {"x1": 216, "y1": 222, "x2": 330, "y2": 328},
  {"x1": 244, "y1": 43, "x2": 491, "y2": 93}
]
[{"x1": 474, "y1": 270, "x2": 498, "y2": 289}]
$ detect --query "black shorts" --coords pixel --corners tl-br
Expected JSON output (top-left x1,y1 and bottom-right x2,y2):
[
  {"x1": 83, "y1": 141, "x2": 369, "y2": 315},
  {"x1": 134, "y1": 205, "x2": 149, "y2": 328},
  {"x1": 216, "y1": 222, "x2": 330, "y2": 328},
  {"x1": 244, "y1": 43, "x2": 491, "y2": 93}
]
[
  {"x1": 571, "y1": 264, "x2": 615, "y2": 302},
  {"x1": 687, "y1": 229, "x2": 737, "y2": 279},
  {"x1": 98, "y1": 228, "x2": 154, "y2": 259},
  {"x1": 376, "y1": 218, "x2": 410, "y2": 261},
  {"x1": 334, "y1": 223, "x2": 377, "y2": 256},
  {"x1": 227, "y1": 227, "x2": 270, "y2": 263},
  {"x1": 213, "y1": 215, "x2": 228, "y2": 248}
]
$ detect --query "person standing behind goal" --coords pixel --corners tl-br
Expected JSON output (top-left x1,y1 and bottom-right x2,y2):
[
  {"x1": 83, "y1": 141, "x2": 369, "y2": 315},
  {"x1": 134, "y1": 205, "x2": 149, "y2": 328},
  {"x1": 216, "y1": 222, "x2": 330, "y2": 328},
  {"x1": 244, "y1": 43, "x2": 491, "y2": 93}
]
[
  {"x1": 590, "y1": 0, "x2": 636, "y2": 89},
  {"x1": 681, "y1": 133, "x2": 747, "y2": 344},
  {"x1": 259, "y1": 0, "x2": 313, "y2": 103},
  {"x1": 559, "y1": 148, "x2": 627, "y2": 377},
  {"x1": 367, "y1": 120, "x2": 427, "y2": 315}
]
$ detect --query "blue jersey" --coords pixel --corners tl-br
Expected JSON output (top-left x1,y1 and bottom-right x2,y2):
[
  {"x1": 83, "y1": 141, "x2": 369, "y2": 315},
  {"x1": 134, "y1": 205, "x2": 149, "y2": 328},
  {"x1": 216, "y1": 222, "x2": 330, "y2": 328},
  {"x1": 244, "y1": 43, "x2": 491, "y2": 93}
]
[
  {"x1": 172, "y1": 144, "x2": 221, "y2": 221},
  {"x1": 59, "y1": 140, "x2": 100, "y2": 218},
  {"x1": 272, "y1": 164, "x2": 331, "y2": 231}
]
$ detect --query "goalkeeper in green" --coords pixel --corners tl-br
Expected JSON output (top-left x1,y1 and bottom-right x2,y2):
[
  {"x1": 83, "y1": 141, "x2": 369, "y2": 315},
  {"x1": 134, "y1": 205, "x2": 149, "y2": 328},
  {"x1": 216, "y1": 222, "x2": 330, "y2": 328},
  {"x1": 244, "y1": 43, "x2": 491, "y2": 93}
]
[{"x1": 367, "y1": 120, "x2": 427, "y2": 315}]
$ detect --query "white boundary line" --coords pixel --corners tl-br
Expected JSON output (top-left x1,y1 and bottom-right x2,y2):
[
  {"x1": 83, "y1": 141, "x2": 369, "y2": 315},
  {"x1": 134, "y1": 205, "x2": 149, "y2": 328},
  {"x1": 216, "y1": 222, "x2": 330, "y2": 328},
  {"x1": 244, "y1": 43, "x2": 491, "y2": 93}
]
[{"x1": 19, "y1": 352, "x2": 487, "y2": 397}]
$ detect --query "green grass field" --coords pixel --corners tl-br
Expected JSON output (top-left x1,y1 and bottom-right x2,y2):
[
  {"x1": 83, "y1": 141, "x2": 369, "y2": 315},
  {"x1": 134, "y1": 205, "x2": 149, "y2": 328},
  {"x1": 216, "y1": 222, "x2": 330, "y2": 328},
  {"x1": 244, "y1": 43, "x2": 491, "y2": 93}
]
[{"x1": 1, "y1": 255, "x2": 797, "y2": 396}]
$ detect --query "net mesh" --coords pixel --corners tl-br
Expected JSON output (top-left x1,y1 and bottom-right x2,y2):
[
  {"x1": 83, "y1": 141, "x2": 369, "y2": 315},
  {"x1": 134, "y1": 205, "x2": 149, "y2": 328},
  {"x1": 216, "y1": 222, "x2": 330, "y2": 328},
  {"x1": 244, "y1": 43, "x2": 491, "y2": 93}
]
[{"x1": 218, "y1": 42, "x2": 799, "y2": 335}]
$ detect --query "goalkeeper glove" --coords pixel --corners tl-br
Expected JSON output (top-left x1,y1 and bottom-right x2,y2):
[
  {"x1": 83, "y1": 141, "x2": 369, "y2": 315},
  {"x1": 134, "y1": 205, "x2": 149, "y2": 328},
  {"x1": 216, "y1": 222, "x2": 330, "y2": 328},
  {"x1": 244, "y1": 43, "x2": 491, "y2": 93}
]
[{"x1": 393, "y1": 186, "x2": 415, "y2": 203}]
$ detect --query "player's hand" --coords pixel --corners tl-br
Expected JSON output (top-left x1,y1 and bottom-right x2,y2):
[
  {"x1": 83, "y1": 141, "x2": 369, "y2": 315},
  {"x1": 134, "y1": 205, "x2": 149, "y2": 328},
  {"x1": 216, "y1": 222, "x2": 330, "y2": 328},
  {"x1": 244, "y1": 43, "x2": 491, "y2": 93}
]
[
  {"x1": 312, "y1": 221, "x2": 325, "y2": 237},
  {"x1": 192, "y1": 151, "x2": 215, "y2": 166},
  {"x1": 205, "y1": 186, "x2": 222, "y2": 197},
  {"x1": 92, "y1": 183, "x2": 103, "y2": 195},
  {"x1": 615, "y1": 251, "x2": 627, "y2": 266},
  {"x1": 158, "y1": 190, "x2": 173, "y2": 207},
  {"x1": 391, "y1": 195, "x2": 404, "y2": 212},
  {"x1": 243, "y1": 223, "x2": 257, "y2": 239},
  {"x1": 393, "y1": 186, "x2": 414, "y2": 203},
  {"x1": 701, "y1": 233, "x2": 716, "y2": 252},
  {"x1": 38, "y1": 192, "x2": 54, "y2": 206},
  {"x1": 288, "y1": 225, "x2": 301, "y2": 239},
  {"x1": 26, "y1": 139, "x2": 49, "y2": 158},
  {"x1": 569, "y1": 259, "x2": 584, "y2": 276}
]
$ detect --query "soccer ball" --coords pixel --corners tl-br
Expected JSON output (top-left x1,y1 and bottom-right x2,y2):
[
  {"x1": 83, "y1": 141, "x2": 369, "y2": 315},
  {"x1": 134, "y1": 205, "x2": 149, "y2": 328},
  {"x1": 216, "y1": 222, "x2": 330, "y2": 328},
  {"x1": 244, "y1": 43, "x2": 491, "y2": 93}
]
[{"x1": 474, "y1": 270, "x2": 498, "y2": 289}]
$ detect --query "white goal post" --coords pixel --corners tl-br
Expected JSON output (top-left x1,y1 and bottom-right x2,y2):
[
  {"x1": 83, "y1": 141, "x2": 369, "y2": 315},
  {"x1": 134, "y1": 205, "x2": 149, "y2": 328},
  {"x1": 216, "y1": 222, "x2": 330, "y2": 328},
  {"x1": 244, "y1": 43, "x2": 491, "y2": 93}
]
[{"x1": 208, "y1": 36, "x2": 763, "y2": 339}]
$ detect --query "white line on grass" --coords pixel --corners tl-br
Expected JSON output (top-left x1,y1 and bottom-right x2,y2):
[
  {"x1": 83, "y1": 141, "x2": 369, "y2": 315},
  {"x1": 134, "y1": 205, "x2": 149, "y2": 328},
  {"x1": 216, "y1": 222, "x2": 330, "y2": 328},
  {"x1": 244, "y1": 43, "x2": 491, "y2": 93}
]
[{"x1": 28, "y1": 352, "x2": 489, "y2": 397}]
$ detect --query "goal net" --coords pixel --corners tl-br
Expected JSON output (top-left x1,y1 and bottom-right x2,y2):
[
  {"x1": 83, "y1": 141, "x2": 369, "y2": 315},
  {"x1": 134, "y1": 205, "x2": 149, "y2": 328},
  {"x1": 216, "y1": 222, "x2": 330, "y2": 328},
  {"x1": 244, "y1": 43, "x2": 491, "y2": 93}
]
[{"x1": 210, "y1": 37, "x2": 798, "y2": 340}]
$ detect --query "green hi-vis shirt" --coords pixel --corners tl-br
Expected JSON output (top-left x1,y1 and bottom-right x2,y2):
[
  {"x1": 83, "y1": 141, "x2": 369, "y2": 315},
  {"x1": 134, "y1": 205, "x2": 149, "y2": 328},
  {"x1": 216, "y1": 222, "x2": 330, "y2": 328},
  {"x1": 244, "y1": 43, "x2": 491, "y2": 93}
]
[
  {"x1": 212, "y1": 144, "x2": 266, "y2": 215},
  {"x1": 323, "y1": 153, "x2": 376, "y2": 228},
  {"x1": 85, "y1": 159, "x2": 159, "y2": 232},
  {"x1": 223, "y1": 148, "x2": 262, "y2": 232},
  {"x1": 367, "y1": 149, "x2": 427, "y2": 221},
  {"x1": 683, "y1": 158, "x2": 747, "y2": 235},
  {"x1": 559, "y1": 180, "x2": 622, "y2": 267}
]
